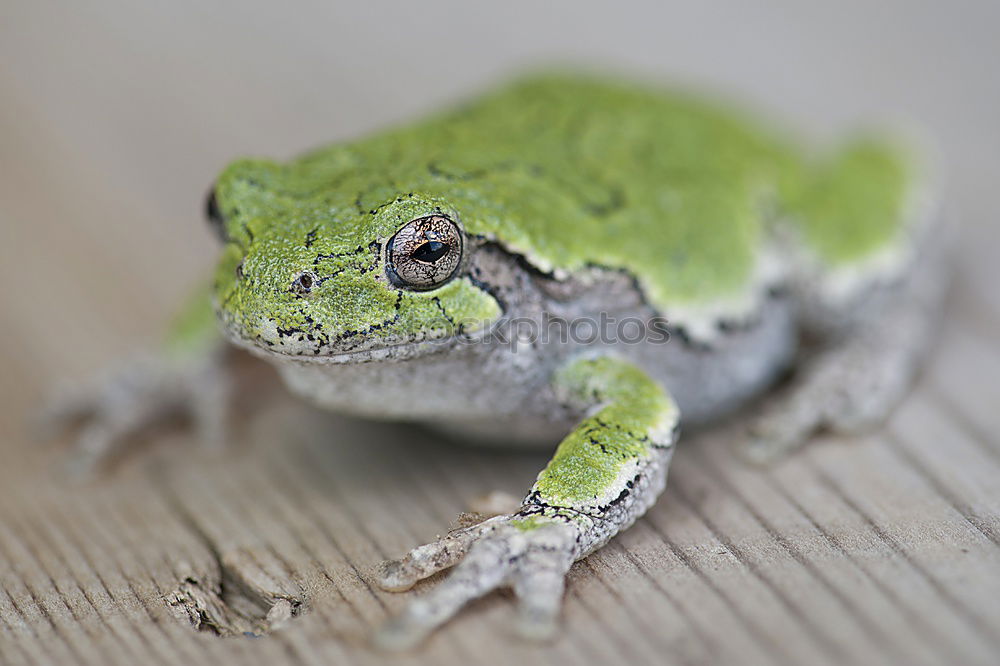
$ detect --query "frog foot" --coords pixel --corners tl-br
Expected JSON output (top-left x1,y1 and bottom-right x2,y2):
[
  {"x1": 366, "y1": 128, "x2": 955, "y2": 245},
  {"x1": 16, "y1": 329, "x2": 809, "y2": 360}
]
[
  {"x1": 374, "y1": 512, "x2": 581, "y2": 650},
  {"x1": 742, "y1": 310, "x2": 930, "y2": 464},
  {"x1": 742, "y1": 215, "x2": 947, "y2": 465},
  {"x1": 37, "y1": 353, "x2": 229, "y2": 477}
]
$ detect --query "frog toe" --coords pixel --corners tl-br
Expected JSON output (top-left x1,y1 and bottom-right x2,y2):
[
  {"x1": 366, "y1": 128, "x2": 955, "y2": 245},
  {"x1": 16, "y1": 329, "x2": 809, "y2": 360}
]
[
  {"x1": 375, "y1": 517, "x2": 577, "y2": 650},
  {"x1": 375, "y1": 518, "x2": 498, "y2": 592},
  {"x1": 510, "y1": 526, "x2": 575, "y2": 641},
  {"x1": 39, "y1": 353, "x2": 229, "y2": 475}
]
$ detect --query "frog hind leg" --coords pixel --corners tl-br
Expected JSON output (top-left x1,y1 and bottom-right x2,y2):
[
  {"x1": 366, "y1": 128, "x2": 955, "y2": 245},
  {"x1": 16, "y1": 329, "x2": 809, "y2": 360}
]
[
  {"x1": 741, "y1": 305, "x2": 927, "y2": 464},
  {"x1": 742, "y1": 207, "x2": 950, "y2": 464},
  {"x1": 373, "y1": 356, "x2": 680, "y2": 650}
]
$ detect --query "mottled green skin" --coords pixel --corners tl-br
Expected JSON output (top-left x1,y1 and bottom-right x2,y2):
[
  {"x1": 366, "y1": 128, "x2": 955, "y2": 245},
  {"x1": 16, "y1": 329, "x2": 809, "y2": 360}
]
[
  {"x1": 210, "y1": 73, "x2": 911, "y2": 350},
  {"x1": 535, "y1": 357, "x2": 677, "y2": 506},
  {"x1": 212, "y1": 189, "x2": 501, "y2": 351}
]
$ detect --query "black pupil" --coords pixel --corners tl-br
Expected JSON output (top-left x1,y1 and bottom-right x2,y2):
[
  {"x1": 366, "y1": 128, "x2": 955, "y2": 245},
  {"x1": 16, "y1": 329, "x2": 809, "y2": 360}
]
[{"x1": 412, "y1": 240, "x2": 448, "y2": 263}]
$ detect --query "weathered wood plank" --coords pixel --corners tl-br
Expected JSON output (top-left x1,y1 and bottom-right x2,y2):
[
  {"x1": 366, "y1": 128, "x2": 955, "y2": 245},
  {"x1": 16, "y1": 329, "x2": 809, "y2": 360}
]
[{"x1": 4, "y1": 286, "x2": 1000, "y2": 666}]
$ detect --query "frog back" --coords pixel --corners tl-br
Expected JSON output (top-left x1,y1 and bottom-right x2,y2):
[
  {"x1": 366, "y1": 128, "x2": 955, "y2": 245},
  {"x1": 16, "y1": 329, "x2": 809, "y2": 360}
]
[{"x1": 288, "y1": 73, "x2": 917, "y2": 335}]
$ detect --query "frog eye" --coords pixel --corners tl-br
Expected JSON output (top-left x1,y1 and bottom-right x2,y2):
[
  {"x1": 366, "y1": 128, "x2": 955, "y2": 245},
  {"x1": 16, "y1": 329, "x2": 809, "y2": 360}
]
[
  {"x1": 386, "y1": 215, "x2": 463, "y2": 290},
  {"x1": 204, "y1": 187, "x2": 228, "y2": 242}
]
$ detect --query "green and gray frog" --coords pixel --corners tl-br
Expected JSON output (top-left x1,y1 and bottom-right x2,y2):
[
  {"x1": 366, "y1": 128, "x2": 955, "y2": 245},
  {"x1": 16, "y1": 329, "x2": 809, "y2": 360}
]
[{"x1": 46, "y1": 72, "x2": 946, "y2": 648}]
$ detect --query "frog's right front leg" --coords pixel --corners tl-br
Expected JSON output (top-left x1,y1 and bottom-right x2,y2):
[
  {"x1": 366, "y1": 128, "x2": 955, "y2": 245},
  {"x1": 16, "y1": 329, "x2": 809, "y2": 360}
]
[
  {"x1": 38, "y1": 285, "x2": 229, "y2": 475},
  {"x1": 374, "y1": 356, "x2": 680, "y2": 649}
]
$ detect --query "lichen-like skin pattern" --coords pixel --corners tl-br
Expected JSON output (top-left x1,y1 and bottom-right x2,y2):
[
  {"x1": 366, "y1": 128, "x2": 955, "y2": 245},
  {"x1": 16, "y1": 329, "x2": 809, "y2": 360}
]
[
  {"x1": 210, "y1": 73, "x2": 913, "y2": 354},
  {"x1": 534, "y1": 357, "x2": 678, "y2": 508}
]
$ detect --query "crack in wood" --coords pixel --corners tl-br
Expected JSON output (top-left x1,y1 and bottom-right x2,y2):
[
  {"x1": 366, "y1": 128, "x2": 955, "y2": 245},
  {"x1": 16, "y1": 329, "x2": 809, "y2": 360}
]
[{"x1": 158, "y1": 481, "x2": 304, "y2": 637}]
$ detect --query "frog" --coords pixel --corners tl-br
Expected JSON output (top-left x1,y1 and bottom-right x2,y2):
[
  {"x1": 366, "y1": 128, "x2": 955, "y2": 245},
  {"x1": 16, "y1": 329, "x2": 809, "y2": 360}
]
[{"x1": 43, "y1": 72, "x2": 947, "y2": 649}]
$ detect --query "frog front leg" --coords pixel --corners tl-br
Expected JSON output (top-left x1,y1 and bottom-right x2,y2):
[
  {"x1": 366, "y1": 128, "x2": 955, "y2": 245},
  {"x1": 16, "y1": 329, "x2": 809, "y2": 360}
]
[
  {"x1": 374, "y1": 356, "x2": 680, "y2": 649},
  {"x1": 38, "y1": 284, "x2": 230, "y2": 475}
]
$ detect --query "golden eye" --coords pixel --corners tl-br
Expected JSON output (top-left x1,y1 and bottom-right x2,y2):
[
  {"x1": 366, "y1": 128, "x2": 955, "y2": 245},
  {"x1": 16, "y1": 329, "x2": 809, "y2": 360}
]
[{"x1": 386, "y1": 215, "x2": 463, "y2": 290}]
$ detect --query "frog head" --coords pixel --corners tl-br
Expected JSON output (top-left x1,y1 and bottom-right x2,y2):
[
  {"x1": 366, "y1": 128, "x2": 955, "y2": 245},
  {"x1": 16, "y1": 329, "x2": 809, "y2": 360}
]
[{"x1": 207, "y1": 158, "x2": 502, "y2": 360}]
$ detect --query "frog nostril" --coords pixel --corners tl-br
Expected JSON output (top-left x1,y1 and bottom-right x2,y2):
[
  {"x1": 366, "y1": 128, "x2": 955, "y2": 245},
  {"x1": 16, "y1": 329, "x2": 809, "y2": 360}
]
[
  {"x1": 291, "y1": 271, "x2": 317, "y2": 295},
  {"x1": 235, "y1": 260, "x2": 244, "y2": 280}
]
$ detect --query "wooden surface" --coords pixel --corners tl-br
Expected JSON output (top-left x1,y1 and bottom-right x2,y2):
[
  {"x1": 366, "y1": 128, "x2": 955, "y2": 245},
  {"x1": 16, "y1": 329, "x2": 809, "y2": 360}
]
[{"x1": 2, "y1": 3, "x2": 1000, "y2": 665}]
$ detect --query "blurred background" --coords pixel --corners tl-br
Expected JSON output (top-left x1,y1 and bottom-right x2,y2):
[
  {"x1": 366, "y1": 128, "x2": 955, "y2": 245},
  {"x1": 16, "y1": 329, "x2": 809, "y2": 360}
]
[
  {"x1": 2, "y1": 3, "x2": 1000, "y2": 664},
  {"x1": 2, "y1": 2, "x2": 998, "y2": 397}
]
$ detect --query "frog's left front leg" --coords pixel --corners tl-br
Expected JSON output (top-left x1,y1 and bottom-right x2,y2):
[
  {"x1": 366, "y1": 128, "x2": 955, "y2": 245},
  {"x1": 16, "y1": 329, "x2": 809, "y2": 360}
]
[{"x1": 375, "y1": 356, "x2": 680, "y2": 649}]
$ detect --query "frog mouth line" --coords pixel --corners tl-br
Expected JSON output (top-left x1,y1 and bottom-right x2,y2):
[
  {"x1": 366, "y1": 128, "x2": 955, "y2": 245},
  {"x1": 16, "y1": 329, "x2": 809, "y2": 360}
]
[{"x1": 222, "y1": 326, "x2": 462, "y2": 365}]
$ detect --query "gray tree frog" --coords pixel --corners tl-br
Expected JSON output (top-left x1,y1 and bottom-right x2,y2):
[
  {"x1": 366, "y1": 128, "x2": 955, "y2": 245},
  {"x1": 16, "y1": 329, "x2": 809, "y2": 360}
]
[{"x1": 45, "y1": 72, "x2": 947, "y2": 648}]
